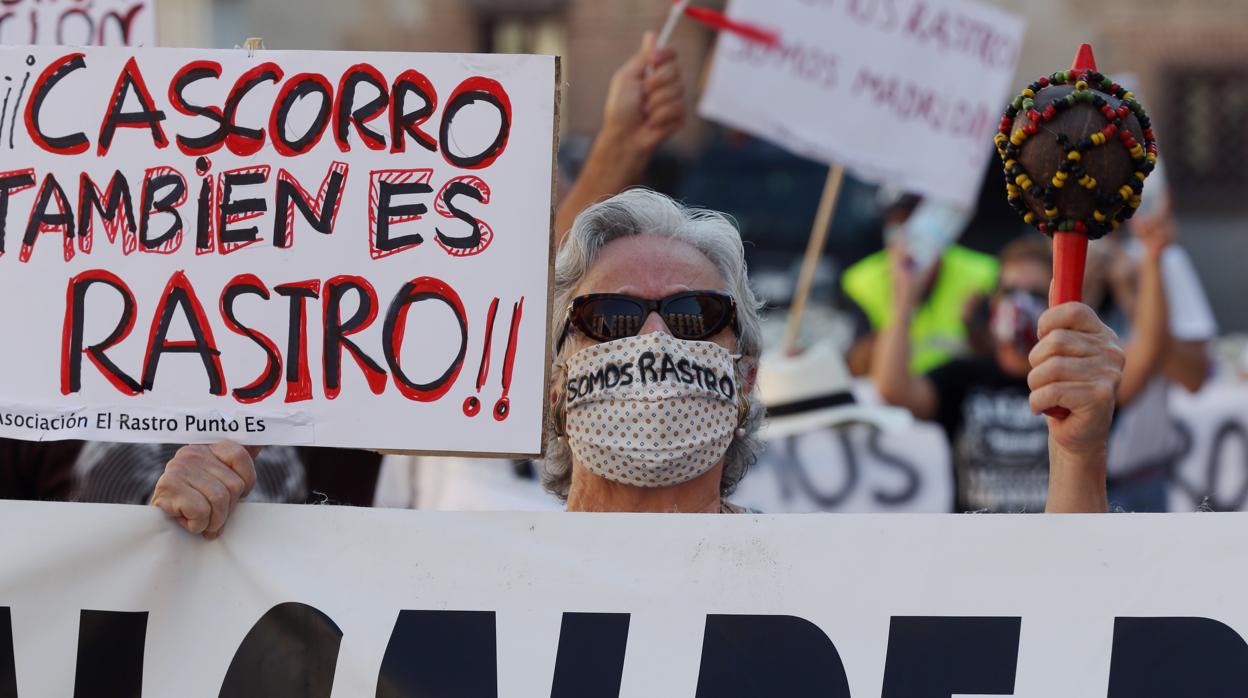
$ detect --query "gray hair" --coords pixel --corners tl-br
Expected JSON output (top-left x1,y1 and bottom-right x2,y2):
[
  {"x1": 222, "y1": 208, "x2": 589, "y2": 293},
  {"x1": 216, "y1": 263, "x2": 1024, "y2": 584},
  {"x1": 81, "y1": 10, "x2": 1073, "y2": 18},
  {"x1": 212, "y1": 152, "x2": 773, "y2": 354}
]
[{"x1": 542, "y1": 188, "x2": 766, "y2": 500}]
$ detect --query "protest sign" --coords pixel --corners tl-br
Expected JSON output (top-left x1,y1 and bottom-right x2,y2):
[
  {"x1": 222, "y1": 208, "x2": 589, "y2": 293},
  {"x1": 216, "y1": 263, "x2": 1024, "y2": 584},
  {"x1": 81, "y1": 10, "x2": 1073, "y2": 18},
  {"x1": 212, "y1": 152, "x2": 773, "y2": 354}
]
[
  {"x1": 1169, "y1": 380, "x2": 1248, "y2": 512},
  {"x1": 0, "y1": 46, "x2": 560, "y2": 455},
  {"x1": 3, "y1": 501, "x2": 1248, "y2": 696},
  {"x1": 699, "y1": 0, "x2": 1025, "y2": 207},
  {"x1": 734, "y1": 420, "x2": 954, "y2": 513},
  {"x1": 0, "y1": 0, "x2": 155, "y2": 47}
]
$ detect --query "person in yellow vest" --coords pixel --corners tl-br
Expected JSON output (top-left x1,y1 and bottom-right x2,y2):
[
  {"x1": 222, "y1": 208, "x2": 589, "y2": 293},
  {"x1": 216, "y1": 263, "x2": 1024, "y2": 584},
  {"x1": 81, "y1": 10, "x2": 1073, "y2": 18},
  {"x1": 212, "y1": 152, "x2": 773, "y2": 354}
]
[{"x1": 843, "y1": 195, "x2": 998, "y2": 375}]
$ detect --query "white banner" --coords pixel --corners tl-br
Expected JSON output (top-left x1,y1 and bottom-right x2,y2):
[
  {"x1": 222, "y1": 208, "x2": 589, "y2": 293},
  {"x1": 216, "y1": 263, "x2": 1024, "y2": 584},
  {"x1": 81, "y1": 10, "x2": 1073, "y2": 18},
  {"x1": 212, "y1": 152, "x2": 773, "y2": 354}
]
[
  {"x1": 0, "y1": 0, "x2": 155, "y2": 47},
  {"x1": 699, "y1": 0, "x2": 1025, "y2": 207},
  {"x1": 3, "y1": 502, "x2": 1248, "y2": 696},
  {"x1": 0, "y1": 46, "x2": 559, "y2": 455}
]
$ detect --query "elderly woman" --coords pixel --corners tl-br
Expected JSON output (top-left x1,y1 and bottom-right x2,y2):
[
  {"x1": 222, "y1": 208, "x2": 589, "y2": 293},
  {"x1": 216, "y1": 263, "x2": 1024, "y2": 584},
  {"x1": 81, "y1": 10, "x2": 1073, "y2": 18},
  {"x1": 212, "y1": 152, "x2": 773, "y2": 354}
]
[
  {"x1": 151, "y1": 190, "x2": 1124, "y2": 532},
  {"x1": 544, "y1": 189, "x2": 766, "y2": 512}
]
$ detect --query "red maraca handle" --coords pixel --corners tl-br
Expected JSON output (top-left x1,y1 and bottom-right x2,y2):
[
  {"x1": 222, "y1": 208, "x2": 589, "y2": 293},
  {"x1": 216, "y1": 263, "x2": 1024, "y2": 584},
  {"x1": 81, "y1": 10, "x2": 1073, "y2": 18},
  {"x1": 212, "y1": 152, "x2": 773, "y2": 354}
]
[
  {"x1": 1036, "y1": 44, "x2": 1099, "y2": 421},
  {"x1": 1042, "y1": 231, "x2": 1089, "y2": 419}
]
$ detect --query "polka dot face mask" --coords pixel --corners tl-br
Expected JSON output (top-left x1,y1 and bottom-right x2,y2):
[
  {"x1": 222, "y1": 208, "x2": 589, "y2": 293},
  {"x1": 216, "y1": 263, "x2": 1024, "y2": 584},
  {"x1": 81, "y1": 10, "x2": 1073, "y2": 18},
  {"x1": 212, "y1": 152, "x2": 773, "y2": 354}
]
[{"x1": 561, "y1": 332, "x2": 740, "y2": 488}]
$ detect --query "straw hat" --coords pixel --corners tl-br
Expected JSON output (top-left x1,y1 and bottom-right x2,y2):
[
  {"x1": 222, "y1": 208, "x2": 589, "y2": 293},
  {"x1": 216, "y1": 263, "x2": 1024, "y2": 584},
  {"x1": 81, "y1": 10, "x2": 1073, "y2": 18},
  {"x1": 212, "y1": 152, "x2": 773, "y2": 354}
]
[{"x1": 756, "y1": 340, "x2": 912, "y2": 439}]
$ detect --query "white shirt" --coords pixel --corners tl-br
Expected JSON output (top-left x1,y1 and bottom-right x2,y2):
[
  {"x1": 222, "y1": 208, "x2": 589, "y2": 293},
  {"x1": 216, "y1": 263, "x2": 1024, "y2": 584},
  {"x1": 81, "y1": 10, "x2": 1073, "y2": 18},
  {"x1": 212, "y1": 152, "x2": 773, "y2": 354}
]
[{"x1": 1106, "y1": 243, "x2": 1217, "y2": 477}]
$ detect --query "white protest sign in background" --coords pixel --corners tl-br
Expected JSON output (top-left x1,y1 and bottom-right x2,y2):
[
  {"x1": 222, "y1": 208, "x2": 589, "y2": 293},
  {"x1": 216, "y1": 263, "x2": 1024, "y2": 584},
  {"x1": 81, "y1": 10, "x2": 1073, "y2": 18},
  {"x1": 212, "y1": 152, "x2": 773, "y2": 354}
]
[
  {"x1": 0, "y1": 0, "x2": 155, "y2": 46},
  {"x1": 376, "y1": 379, "x2": 1248, "y2": 515},
  {"x1": 0, "y1": 47, "x2": 558, "y2": 454},
  {"x1": 1168, "y1": 380, "x2": 1248, "y2": 512},
  {"x1": 699, "y1": 0, "x2": 1025, "y2": 207},
  {"x1": 3, "y1": 502, "x2": 1248, "y2": 696},
  {"x1": 734, "y1": 420, "x2": 954, "y2": 513}
]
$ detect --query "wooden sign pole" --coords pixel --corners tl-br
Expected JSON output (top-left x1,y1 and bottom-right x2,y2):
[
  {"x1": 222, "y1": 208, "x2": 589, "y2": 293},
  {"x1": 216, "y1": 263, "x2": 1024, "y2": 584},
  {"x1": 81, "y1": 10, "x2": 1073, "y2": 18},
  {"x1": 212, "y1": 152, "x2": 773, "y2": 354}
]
[{"x1": 783, "y1": 163, "x2": 846, "y2": 354}]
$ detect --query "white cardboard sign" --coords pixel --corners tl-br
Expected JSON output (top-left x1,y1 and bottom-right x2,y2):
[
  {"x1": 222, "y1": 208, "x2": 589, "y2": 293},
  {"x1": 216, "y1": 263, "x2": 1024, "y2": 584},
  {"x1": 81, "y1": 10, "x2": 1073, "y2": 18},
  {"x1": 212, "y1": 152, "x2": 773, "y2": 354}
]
[
  {"x1": 0, "y1": 46, "x2": 559, "y2": 455},
  {"x1": 1168, "y1": 381, "x2": 1248, "y2": 512},
  {"x1": 734, "y1": 420, "x2": 954, "y2": 513},
  {"x1": 699, "y1": 0, "x2": 1025, "y2": 207},
  {"x1": 3, "y1": 502, "x2": 1248, "y2": 696},
  {"x1": 0, "y1": 0, "x2": 156, "y2": 47}
]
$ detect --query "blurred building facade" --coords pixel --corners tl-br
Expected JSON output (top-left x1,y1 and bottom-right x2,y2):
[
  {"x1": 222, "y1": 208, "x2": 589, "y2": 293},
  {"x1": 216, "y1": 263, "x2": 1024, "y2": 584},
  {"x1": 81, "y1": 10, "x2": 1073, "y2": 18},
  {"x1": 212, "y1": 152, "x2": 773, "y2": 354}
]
[{"x1": 154, "y1": 0, "x2": 1248, "y2": 330}]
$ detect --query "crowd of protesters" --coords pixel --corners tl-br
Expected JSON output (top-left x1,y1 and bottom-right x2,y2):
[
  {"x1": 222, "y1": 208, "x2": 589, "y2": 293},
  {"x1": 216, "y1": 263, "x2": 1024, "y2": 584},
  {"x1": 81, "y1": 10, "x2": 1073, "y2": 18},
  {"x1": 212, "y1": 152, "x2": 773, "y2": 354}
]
[{"x1": 0, "y1": 30, "x2": 1219, "y2": 519}]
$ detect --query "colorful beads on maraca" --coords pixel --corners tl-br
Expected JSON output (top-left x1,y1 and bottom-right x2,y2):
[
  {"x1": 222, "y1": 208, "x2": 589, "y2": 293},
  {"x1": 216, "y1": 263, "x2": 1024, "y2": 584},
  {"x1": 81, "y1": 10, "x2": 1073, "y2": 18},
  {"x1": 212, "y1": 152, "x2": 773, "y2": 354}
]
[{"x1": 994, "y1": 64, "x2": 1159, "y2": 240}]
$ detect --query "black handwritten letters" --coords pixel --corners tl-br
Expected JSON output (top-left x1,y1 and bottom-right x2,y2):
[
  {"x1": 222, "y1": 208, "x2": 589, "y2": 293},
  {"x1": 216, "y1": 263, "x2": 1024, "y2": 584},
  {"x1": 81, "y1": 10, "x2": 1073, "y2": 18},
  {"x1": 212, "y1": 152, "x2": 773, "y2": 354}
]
[
  {"x1": 1, "y1": 49, "x2": 525, "y2": 409},
  {"x1": 564, "y1": 350, "x2": 736, "y2": 405},
  {"x1": 59, "y1": 270, "x2": 490, "y2": 405},
  {"x1": 4, "y1": 605, "x2": 1247, "y2": 696}
]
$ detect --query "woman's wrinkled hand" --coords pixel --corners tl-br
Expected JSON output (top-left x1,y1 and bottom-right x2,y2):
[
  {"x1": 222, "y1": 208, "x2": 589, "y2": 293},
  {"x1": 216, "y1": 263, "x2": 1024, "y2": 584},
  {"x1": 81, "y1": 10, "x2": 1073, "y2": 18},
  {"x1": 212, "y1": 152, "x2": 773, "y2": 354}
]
[{"x1": 150, "y1": 442, "x2": 260, "y2": 539}]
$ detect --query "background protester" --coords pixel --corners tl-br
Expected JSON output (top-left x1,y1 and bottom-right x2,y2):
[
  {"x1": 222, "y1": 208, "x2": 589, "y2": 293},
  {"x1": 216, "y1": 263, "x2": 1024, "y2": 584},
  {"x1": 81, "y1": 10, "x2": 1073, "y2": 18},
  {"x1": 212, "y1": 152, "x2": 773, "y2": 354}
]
[
  {"x1": 842, "y1": 194, "x2": 1000, "y2": 376},
  {"x1": 871, "y1": 236, "x2": 1113, "y2": 512},
  {"x1": 1082, "y1": 191, "x2": 1216, "y2": 512}
]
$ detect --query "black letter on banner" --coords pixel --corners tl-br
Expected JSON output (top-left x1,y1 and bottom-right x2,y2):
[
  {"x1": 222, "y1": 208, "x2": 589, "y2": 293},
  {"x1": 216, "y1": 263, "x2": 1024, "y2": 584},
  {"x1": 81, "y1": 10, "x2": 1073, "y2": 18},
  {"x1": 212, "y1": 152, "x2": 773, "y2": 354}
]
[
  {"x1": 272, "y1": 165, "x2": 347, "y2": 247},
  {"x1": 1206, "y1": 421, "x2": 1248, "y2": 511},
  {"x1": 382, "y1": 278, "x2": 467, "y2": 402},
  {"x1": 880, "y1": 616, "x2": 1020, "y2": 698},
  {"x1": 776, "y1": 432, "x2": 857, "y2": 509},
  {"x1": 72, "y1": 610, "x2": 147, "y2": 698},
  {"x1": 63, "y1": 271, "x2": 142, "y2": 395},
  {"x1": 169, "y1": 61, "x2": 227, "y2": 155},
  {"x1": 334, "y1": 65, "x2": 389, "y2": 151},
  {"x1": 27, "y1": 53, "x2": 90, "y2": 155},
  {"x1": 694, "y1": 615, "x2": 851, "y2": 698},
  {"x1": 141, "y1": 271, "x2": 226, "y2": 395},
  {"x1": 865, "y1": 424, "x2": 921, "y2": 506},
  {"x1": 439, "y1": 78, "x2": 511, "y2": 169},
  {"x1": 139, "y1": 170, "x2": 186, "y2": 250},
  {"x1": 78, "y1": 171, "x2": 137, "y2": 245},
  {"x1": 21, "y1": 173, "x2": 75, "y2": 255},
  {"x1": 218, "y1": 602, "x2": 342, "y2": 698},
  {"x1": 219, "y1": 170, "x2": 267, "y2": 247},
  {"x1": 323, "y1": 276, "x2": 387, "y2": 399},
  {"x1": 391, "y1": 69, "x2": 437, "y2": 153},
  {"x1": 97, "y1": 57, "x2": 168, "y2": 156},
  {"x1": 550, "y1": 613, "x2": 630, "y2": 698},
  {"x1": 0, "y1": 170, "x2": 37, "y2": 256},
  {"x1": 377, "y1": 610, "x2": 497, "y2": 698},
  {"x1": 221, "y1": 275, "x2": 283, "y2": 403},
  {"x1": 0, "y1": 608, "x2": 16, "y2": 698},
  {"x1": 1107, "y1": 617, "x2": 1248, "y2": 697},
  {"x1": 435, "y1": 180, "x2": 483, "y2": 251},
  {"x1": 275, "y1": 281, "x2": 320, "y2": 402},
  {"x1": 271, "y1": 73, "x2": 332, "y2": 156},
  {"x1": 376, "y1": 179, "x2": 431, "y2": 251}
]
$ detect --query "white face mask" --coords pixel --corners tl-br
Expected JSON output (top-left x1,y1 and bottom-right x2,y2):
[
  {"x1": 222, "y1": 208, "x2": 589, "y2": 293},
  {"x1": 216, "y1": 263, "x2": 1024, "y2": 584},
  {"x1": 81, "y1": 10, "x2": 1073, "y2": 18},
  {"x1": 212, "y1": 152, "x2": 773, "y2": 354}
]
[{"x1": 561, "y1": 332, "x2": 740, "y2": 488}]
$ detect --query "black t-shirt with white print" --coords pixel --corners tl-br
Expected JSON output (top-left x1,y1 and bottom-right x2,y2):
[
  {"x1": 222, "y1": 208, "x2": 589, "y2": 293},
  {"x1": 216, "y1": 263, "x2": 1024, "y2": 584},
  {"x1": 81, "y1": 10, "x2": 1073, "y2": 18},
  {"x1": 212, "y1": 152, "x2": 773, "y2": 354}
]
[{"x1": 928, "y1": 358, "x2": 1049, "y2": 512}]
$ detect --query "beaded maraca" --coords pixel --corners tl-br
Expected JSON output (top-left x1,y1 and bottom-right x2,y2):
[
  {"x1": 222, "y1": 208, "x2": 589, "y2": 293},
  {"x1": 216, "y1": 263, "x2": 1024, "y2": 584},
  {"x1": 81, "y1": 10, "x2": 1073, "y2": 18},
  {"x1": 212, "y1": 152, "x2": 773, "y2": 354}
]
[{"x1": 994, "y1": 43, "x2": 1158, "y2": 418}]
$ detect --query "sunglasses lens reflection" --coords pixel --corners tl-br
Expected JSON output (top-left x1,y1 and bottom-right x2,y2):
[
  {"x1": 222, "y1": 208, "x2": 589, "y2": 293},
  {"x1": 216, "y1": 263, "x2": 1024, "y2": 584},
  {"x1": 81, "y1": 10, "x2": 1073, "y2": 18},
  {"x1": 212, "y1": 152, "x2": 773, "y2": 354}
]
[{"x1": 574, "y1": 293, "x2": 731, "y2": 342}]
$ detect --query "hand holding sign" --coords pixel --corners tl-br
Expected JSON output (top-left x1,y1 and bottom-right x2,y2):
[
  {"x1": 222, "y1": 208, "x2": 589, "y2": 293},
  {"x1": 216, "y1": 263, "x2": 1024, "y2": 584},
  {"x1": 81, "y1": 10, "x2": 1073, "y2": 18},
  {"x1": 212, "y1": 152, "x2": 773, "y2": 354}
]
[
  {"x1": 603, "y1": 32, "x2": 686, "y2": 157},
  {"x1": 151, "y1": 442, "x2": 259, "y2": 539}
]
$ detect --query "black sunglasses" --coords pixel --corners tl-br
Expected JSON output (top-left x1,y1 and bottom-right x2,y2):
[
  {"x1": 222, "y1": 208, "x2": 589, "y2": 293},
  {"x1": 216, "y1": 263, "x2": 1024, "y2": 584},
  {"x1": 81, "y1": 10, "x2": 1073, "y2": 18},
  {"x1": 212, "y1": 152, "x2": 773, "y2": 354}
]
[{"x1": 556, "y1": 290, "x2": 738, "y2": 351}]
